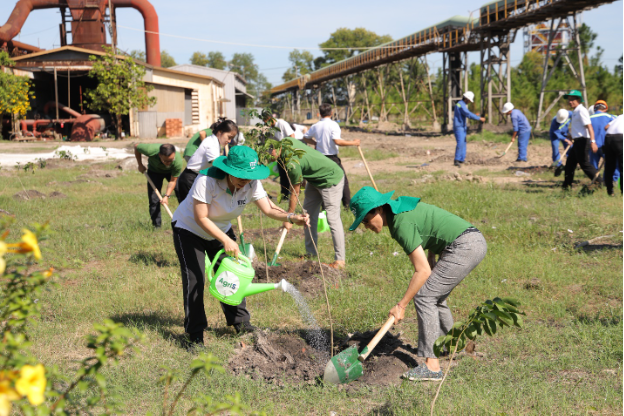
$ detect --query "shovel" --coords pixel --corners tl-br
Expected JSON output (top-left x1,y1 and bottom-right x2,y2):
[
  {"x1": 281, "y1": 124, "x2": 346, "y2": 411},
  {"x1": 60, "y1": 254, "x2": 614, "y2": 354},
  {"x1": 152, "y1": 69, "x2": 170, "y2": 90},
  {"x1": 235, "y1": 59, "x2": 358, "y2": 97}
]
[
  {"x1": 236, "y1": 216, "x2": 255, "y2": 261},
  {"x1": 497, "y1": 140, "x2": 514, "y2": 158},
  {"x1": 553, "y1": 144, "x2": 571, "y2": 177},
  {"x1": 323, "y1": 315, "x2": 395, "y2": 384},
  {"x1": 357, "y1": 145, "x2": 378, "y2": 191},
  {"x1": 268, "y1": 228, "x2": 288, "y2": 266},
  {"x1": 144, "y1": 172, "x2": 173, "y2": 219}
]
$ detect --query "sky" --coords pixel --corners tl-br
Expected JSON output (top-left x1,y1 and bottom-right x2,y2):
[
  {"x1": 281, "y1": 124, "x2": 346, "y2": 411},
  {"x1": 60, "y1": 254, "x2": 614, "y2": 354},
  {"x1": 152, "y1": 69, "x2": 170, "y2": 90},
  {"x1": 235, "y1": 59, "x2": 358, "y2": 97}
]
[{"x1": 2, "y1": 0, "x2": 622, "y2": 87}]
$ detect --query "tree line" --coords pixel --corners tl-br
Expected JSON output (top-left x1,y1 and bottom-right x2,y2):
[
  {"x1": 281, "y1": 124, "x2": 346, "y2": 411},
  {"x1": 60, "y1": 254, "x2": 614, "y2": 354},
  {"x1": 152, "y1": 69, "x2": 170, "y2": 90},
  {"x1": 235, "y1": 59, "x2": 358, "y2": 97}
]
[{"x1": 275, "y1": 25, "x2": 623, "y2": 129}]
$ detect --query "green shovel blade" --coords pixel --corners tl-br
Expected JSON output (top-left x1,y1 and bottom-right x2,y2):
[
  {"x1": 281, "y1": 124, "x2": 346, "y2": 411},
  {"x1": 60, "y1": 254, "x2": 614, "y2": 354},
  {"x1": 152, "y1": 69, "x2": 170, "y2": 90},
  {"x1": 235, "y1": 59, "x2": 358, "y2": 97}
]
[{"x1": 323, "y1": 345, "x2": 364, "y2": 384}]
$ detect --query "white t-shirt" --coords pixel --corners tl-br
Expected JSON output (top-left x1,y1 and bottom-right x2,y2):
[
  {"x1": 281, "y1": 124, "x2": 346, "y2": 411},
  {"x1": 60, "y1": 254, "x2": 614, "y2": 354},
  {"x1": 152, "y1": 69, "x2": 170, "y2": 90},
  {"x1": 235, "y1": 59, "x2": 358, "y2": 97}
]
[
  {"x1": 293, "y1": 124, "x2": 307, "y2": 140},
  {"x1": 172, "y1": 174, "x2": 268, "y2": 241},
  {"x1": 304, "y1": 118, "x2": 341, "y2": 155},
  {"x1": 606, "y1": 114, "x2": 624, "y2": 135},
  {"x1": 569, "y1": 104, "x2": 591, "y2": 139},
  {"x1": 186, "y1": 135, "x2": 221, "y2": 172},
  {"x1": 273, "y1": 119, "x2": 295, "y2": 141}
]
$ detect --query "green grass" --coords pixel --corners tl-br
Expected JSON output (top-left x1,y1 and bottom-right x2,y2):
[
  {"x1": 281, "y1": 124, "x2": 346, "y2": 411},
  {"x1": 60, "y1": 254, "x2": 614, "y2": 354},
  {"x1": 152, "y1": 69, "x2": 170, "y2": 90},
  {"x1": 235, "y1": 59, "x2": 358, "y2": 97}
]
[
  {"x1": 1, "y1": 158, "x2": 622, "y2": 415},
  {"x1": 338, "y1": 146, "x2": 398, "y2": 160}
]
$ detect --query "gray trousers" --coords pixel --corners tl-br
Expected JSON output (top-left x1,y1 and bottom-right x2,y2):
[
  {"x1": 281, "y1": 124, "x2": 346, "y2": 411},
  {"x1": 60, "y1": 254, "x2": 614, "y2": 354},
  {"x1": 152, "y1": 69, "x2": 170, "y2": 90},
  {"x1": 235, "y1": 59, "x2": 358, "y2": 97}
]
[
  {"x1": 303, "y1": 176, "x2": 346, "y2": 261},
  {"x1": 414, "y1": 230, "x2": 487, "y2": 358}
]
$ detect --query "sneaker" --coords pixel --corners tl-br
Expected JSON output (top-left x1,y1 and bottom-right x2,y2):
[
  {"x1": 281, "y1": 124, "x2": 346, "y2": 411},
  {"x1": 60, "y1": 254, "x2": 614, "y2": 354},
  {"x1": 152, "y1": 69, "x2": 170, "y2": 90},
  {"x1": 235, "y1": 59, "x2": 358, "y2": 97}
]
[
  {"x1": 323, "y1": 261, "x2": 346, "y2": 270},
  {"x1": 453, "y1": 160, "x2": 461, "y2": 167},
  {"x1": 233, "y1": 322, "x2": 257, "y2": 334},
  {"x1": 554, "y1": 165, "x2": 564, "y2": 177},
  {"x1": 402, "y1": 365, "x2": 443, "y2": 381}
]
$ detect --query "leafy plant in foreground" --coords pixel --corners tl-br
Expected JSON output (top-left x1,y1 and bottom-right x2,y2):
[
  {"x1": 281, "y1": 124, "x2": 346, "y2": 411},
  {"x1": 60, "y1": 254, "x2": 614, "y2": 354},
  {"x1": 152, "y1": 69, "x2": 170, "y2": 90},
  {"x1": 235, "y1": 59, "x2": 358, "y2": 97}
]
[{"x1": 430, "y1": 297, "x2": 525, "y2": 415}]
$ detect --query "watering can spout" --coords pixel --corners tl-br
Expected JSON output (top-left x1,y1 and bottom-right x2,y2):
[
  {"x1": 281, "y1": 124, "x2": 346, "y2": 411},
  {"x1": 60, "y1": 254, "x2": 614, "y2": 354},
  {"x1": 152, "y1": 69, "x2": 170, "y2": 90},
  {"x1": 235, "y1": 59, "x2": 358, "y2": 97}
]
[
  {"x1": 276, "y1": 279, "x2": 289, "y2": 292},
  {"x1": 242, "y1": 282, "x2": 280, "y2": 298}
]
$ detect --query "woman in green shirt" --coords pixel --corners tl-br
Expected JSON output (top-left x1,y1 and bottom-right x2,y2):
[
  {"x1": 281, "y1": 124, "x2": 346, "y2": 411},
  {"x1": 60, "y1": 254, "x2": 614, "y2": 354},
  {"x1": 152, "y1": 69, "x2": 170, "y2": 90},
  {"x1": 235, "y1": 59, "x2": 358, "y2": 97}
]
[{"x1": 349, "y1": 186, "x2": 487, "y2": 381}]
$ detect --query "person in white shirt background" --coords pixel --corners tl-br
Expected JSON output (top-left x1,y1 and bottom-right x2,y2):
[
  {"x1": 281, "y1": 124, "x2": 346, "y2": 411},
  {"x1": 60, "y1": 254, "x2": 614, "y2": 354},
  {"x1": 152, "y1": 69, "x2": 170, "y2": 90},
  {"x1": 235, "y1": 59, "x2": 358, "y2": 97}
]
[
  {"x1": 562, "y1": 90, "x2": 598, "y2": 190},
  {"x1": 303, "y1": 103, "x2": 361, "y2": 209},
  {"x1": 177, "y1": 118, "x2": 239, "y2": 203},
  {"x1": 603, "y1": 114, "x2": 624, "y2": 196},
  {"x1": 264, "y1": 114, "x2": 297, "y2": 200}
]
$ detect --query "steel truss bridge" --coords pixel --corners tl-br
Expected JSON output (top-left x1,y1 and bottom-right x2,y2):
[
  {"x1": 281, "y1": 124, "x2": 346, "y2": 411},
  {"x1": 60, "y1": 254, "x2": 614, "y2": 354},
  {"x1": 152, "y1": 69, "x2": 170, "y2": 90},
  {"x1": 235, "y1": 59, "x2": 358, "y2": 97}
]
[{"x1": 270, "y1": 0, "x2": 616, "y2": 131}]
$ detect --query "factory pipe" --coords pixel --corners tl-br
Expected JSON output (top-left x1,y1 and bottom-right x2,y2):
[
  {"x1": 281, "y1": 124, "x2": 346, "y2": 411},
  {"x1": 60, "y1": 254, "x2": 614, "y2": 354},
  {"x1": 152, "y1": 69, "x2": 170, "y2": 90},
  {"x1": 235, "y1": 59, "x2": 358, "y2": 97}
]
[
  {"x1": 43, "y1": 101, "x2": 82, "y2": 119},
  {"x1": 0, "y1": 0, "x2": 61, "y2": 43},
  {"x1": 111, "y1": 0, "x2": 161, "y2": 66}
]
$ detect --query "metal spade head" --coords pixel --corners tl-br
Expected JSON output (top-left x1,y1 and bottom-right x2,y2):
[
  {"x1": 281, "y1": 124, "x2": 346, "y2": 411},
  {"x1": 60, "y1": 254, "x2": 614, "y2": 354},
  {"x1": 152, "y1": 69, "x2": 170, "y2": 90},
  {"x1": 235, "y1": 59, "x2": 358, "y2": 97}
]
[{"x1": 323, "y1": 345, "x2": 364, "y2": 385}]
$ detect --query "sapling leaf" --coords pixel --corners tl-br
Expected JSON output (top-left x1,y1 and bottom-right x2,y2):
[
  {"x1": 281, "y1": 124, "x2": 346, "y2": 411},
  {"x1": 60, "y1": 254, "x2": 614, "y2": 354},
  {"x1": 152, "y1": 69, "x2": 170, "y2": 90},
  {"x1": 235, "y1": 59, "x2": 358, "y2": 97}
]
[{"x1": 492, "y1": 310, "x2": 513, "y2": 326}]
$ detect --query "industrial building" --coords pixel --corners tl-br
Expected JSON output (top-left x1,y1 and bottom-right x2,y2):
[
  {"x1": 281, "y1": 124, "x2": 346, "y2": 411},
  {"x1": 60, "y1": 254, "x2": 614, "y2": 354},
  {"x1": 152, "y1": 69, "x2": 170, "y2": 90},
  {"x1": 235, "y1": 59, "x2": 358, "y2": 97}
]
[
  {"x1": 170, "y1": 64, "x2": 252, "y2": 123},
  {"x1": 0, "y1": 0, "x2": 231, "y2": 140}
]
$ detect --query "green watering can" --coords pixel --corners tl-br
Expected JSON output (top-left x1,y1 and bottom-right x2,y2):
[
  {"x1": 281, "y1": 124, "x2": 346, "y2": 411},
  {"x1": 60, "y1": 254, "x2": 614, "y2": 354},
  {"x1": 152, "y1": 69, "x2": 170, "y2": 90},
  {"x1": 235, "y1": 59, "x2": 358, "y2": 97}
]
[
  {"x1": 318, "y1": 211, "x2": 330, "y2": 233},
  {"x1": 206, "y1": 249, "x2": 288, "y2": 306}
]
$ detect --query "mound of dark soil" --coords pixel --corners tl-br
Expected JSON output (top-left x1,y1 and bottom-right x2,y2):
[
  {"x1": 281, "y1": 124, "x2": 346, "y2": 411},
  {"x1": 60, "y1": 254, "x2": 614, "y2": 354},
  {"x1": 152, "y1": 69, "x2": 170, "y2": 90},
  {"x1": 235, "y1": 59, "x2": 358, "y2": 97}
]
[
  {"x1": 505, "y1": 165, "x2": 550, "y2": 173},
  {"x1": 13, "y1": 190, "x2": 46, "y2": 200},
  {"x1": 228, "y1": 328, "x2": 422, "y2": 387},
  {"x1": 338, "y1": 330, "x2": 419, "y2": 387},
  {"x1": 229, "y1": 330, "x2": 326, "y2": 385},
  {"x1": 254, "y1": 261, "x2": 343, "y2": 296}
]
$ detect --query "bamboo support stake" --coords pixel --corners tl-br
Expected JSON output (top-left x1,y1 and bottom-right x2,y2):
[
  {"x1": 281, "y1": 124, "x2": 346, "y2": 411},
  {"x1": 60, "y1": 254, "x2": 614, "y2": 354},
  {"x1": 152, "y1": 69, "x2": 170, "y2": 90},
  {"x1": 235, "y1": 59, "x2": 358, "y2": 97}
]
[{"x1": 357, "y1": 146, "x2": 378, "y2": 191}]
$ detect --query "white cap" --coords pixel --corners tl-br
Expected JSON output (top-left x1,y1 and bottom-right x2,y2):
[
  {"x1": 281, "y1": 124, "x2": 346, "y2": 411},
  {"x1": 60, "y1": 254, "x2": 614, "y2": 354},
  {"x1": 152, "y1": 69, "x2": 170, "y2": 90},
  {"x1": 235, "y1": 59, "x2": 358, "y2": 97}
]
[
  {"x1": 588, "y1": 105, "x2": 595, "y2": 116},
  {"x1": 463, "y1": 91, "x2": 475, "y2": 103},
  {"x1": 502, "y1": 102, "x2": 514, "y2": 114},
  {"x1": 556, "y1": 109, "x2": 569, "y2": 124}
]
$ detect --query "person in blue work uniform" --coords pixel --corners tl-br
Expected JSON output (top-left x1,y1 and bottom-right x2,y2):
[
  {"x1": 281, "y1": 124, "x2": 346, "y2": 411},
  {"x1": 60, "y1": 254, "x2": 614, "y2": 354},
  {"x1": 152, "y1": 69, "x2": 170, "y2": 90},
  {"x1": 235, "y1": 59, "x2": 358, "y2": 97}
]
[
  {"x1": 589, "y1": 100, "x2": 619, "y2": 185},
  {"x1": 453, "y1": 91, "x2": 485, "y2": 167},
  {"x1": 502, "y1": 102, "x2": 531, "y2": 162},
  {"x1": 549, "y1": 109, "x2": 572, "y2": 177}
]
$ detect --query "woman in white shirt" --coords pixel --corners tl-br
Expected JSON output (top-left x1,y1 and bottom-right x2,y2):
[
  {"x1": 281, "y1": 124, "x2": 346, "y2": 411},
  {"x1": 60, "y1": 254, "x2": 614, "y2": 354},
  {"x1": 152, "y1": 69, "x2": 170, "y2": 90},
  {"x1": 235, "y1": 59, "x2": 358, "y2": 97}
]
[
  {"x1": 172, "y1": 145, "x2": 309, "y2": 347},
  {"x1": 177, "y1": 118, "x2": 238, "y2": 203}
]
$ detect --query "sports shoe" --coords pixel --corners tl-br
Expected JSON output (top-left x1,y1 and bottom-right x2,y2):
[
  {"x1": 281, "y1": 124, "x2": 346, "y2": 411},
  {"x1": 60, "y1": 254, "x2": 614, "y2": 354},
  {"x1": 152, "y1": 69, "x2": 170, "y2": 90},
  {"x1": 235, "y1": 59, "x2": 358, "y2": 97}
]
[
  {"x1": 183, "y1": 331, "x2": 204, "y2": 351},
  {"x1": 402, "y1": 365, "x2": 443, "y2": 381},
  {"x1": 453, "y1": 160, "x2": 461, "y2": 167},
  {"x1": 323, "y1": 261, "x2": 345, "y2": 270},
  {"x1": 554, "y1": 165, "x2": 564, "y2": 177},
  {"x1": 233, "y1": 322, "x2": 257, "y2": 334}
]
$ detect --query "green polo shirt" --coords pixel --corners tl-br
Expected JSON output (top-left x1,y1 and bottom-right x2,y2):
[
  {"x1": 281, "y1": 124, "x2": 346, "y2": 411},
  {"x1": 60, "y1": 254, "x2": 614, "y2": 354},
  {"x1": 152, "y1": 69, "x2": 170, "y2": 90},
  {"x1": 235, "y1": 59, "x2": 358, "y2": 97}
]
[
  {"x1": 183, "y1": 128, "x2": 212, "y2": 159},
  {"x1": 136, "y1": 143, "x2": 184, "y2": 177},
  {"x1": 388, "y1": 202, "x2": 472, "y2": 255},
  {"x1": 281, "y1": 139, "x2": 343, "y2": 189}
]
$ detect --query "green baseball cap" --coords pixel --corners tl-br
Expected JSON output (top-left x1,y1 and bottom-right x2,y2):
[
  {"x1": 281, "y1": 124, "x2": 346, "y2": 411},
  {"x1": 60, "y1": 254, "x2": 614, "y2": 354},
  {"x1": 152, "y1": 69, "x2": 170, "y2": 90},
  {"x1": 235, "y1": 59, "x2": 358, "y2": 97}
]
[
  {"x1": 212, "y1": 146, "x2": 270, "y2": 180},
  {"x1": 564, "y1": 90, "x2": 584, "y2": 103},
  {"x1": 349, "y1": 187, "x2": 421, "y2": 232}
]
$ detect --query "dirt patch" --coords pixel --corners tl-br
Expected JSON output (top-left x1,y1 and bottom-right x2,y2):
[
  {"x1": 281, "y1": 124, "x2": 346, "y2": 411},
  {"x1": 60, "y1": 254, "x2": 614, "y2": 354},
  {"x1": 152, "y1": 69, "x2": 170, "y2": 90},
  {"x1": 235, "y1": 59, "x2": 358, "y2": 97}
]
[
  {"x1": 13, "y1": 190, "x2": 47, "y2": 200},
  {"x1": 78, "y1": 169, "x2": 121, "y2": 179},
  {"x1": 229, "y1": 330, "x2": 326, "y2": 385},
  {"x1": 254, "y1": 261, "x2": 343, "y2": 296},
  {"x1": 48, "y1": 191, "x2": 67, "y2": 199},
  {"x1": 228, "y1": 328, "x2": 428, "y2": 387}
]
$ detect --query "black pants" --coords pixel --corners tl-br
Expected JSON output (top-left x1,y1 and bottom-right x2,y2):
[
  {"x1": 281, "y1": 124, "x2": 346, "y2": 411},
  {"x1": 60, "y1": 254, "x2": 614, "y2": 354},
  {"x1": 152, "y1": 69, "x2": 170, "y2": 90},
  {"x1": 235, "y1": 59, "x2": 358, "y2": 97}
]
[
  {"x1": 176, "y1": 168, "x2": 198, "y2": 203},
  {"x1": 325, "y1": 154, "x2": 351, "y2": 208},
  {"x1": 172, "y1": 226, "x2": 250, "y2": 334},
  {"x1": 147, "y1": 170, "x2": 178, "y2": 227},
  {"x1": 604, "y1": 134, "x2": 623, "y2": 195},
  {"x1": 563, "y1": 137, "x2": 598, "y2": 187},
  {"x1": 277, "y1": 161, "x2": 290, "y2": 200}
]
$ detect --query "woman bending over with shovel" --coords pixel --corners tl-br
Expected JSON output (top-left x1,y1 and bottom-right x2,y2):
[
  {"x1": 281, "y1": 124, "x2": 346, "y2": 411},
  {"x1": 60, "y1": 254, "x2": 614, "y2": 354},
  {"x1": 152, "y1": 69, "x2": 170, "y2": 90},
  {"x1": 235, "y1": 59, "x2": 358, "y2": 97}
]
[
  {"x1": 171, "y1": 146, "x2": 309, "y2": 347},
  {"x1": 349, "y1": 187, "x2": 487, "y2": 381}
]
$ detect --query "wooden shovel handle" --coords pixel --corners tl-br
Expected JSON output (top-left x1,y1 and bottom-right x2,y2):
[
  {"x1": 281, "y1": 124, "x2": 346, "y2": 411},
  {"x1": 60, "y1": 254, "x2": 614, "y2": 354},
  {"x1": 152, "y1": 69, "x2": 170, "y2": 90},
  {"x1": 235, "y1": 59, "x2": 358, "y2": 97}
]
[
  {"x1": 144, "y1": 172, "x2": 173, "y2": 219},
  {"x1": 500, "y1": 140, "x2": 514, "y2": 157},
  {"x1": 359, "y1": 315, "x2": 395, "y2": 361},
  {"x1": 357, "y1": 145, "x2": 378, "y2": 191},
  {"x1": 237, "y1": 216, "x2": 243, "y2": 235},
  {"x1": 275, "y1": 228, "x2": 288, "y2": 255}
]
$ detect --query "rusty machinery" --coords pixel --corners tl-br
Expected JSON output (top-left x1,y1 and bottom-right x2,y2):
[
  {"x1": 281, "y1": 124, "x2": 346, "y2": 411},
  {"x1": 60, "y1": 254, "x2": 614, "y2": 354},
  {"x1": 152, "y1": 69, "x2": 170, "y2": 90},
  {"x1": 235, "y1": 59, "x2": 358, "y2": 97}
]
[{"x1": 0, "y1": 0, "x2": 161, "y2": 140}]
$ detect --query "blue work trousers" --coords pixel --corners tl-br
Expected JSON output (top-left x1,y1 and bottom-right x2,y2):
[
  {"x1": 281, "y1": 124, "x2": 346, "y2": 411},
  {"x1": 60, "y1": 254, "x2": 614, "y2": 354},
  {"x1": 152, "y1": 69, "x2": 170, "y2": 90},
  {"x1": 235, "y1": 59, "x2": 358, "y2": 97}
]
[
  {"x1": 454, "y1": 128, "x2": 467, "y2": 162},
  {"x1": 590, "y1": 147, "x2": 621, "y2": 182},
  {"x1": 516, "y1": 130, "x2": 530, "y2": 161}
]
